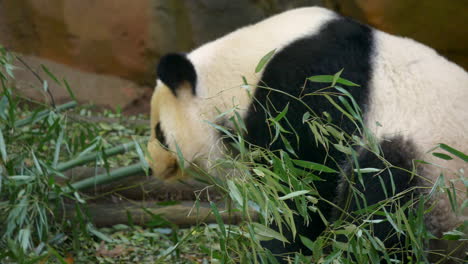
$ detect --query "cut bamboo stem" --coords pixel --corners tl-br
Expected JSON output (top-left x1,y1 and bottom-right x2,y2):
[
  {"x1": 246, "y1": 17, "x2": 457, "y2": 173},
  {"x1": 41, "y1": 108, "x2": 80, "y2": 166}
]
[
  {"x1": 14, "y1": 101, "x2": 77, "y2": 128},
  {"x1": 62, "y1": 163, "x2": 145, "y2": 193},
  {"x1": 56, "y1": 140, "x2": 146, "y2": 172}
]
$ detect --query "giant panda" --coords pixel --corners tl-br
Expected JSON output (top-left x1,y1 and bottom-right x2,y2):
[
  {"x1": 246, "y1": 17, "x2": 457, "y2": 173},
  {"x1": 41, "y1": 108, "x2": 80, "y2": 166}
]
[{"x1": 147, "y1": 7, "x2": 467, "y2": 263}]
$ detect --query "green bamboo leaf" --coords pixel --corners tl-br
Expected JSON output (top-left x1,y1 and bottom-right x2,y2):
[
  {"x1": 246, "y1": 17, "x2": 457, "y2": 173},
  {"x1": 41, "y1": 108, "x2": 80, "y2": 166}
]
[
  {"x1": 63, "y1": 78, "x2": 77, "y2": 101},
  {"x1": 0, "y1": 127, "x2": 7, "y2": 162},
  {"x1": 205, "y1": 120, "x2": 236, "y2": 143},
  {"x1": 273, "y1": 103, "x2": 289, "y2": 122},
  {"x1": 31, "y1": 151, "x2": 43, "y2": 175},
  {"x1": 46, "y1": 245, "x2": 68, "y2": 264},
  {"x1": 332, "y1": 69, "x2": 344, "y2": 87},
  {"x1": 353, "y1": 168, "x2": 381, "y2": 173},
  {"x1": 134, "y1": 139, "x2": 150, "y2": 170},
  {"x1": 210, "y1": 202, "x2": 226, "y2": 238},
  {"x1": 251, "y1": 222, "x2": 288, "y2": 243},
  {"x1": 439, "y1": 144, "x2": 467, "y2": 162},
  {"x1": 292, "y1": 159, "x2": 337, "y2": 173},
  {"x1": 308, "y1": 75, "x2": 359, "y2": 87},
  {"x1": 333, "y1": 143, "x2": 353, "y2": 155},
  {"x1": 41, "y1": 64, "x2": 60, "y2": 85},
  {"x1": 12, "y1": 101, "x2": 77, "y2": 128},
  {"x1": 86, "y1": 223, "x2": 113, "y2": 242},
  {"x1": 174, "y1": 141, "x2": 185, "y2": 170},
  {"x1": 279, "y1": 190, "x2": 310, "y2": 200},
  {"x1": 442, "y1": 230, "x2": 465, "y2": 240},
  {"x1": 300, "y1": 235, "x2": 315, "y2": 251},
  {"x1": 432, "y1": 152, "x2": 453, "y2": 160},
  {"x1": 56, "y1": 140, "x2": 144, "y2": 172},
  {"x1": 255, "y1": 49, "x2": 276, "y2": 73},
  {"x1": 227, "y1": 180, "x2": 244, "y2": 207},
  {"x1": 52, "y1": 127, "x2": 65, "y2": 167}
]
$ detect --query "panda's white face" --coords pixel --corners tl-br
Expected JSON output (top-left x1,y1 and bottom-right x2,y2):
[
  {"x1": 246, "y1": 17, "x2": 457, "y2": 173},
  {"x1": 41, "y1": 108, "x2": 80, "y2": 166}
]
[{"x1": 147, "y1": 80, "x2": 221, "y2": 181}]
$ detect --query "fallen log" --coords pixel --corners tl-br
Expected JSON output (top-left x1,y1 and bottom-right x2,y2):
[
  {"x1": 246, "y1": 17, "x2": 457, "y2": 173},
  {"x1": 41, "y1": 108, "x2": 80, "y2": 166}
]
[
  {"x1": 63, "y1": 200, "x2": 257, "y2": 227},
  {"x1": 60, "y1": 166, "x2": 219, "y2": 201}
]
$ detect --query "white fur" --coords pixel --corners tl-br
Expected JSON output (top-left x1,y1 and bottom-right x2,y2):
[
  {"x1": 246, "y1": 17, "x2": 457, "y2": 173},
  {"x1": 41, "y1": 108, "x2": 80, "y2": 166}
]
[{"x1": 365, "y1": 31, "x2": 468, "y2": 232}]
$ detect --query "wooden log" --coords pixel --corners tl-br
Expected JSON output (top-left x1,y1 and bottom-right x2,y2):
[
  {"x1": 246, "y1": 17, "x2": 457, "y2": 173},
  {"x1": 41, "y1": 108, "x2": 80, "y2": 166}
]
[
  {"x1": 63, "y1": 201, "x2": 257, "y2": 227},
  {"x1": 60, "y1": 167, "x2": 220, "y2": 201}
]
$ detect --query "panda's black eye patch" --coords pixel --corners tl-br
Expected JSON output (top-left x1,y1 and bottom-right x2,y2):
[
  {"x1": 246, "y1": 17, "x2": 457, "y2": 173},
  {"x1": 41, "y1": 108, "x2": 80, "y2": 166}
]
[{"x1": 155, "y1": 123, "x2": 169, "y2": 149}]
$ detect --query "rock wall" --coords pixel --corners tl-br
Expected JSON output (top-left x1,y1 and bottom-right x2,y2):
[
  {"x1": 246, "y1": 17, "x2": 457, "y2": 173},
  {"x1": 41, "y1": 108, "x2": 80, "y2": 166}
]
[
  {"x1": 0, "y1": 0, "x2": 319, "y2": 87},
  {"x1": 1, "y1": 0, "x2": 466, "y2": 112},
  {"x1": 11, "y1": 55, "x2": 147, "y2": 111},
  {"x1": 326, "y1": 0, "x2": 468, "y2": 69},
  {"x1": 0, "y1": 0, "x2": 156, "y2": 85}
]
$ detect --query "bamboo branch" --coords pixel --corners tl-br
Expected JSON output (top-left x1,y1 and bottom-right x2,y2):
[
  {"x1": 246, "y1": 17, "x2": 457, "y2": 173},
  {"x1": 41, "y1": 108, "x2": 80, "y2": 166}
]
[
  {"x1": 55, "y1": 140, "x2": 146, "y2": 172},
  {"x1": 62, "y1": 163, "x2": 145, "y2": 193},
  {"x1": 60, "y1": 166, "x2": 216, "y2": 201},
  {"x1": 14, "y1": 101, "x2": 77, "y2": 128}
]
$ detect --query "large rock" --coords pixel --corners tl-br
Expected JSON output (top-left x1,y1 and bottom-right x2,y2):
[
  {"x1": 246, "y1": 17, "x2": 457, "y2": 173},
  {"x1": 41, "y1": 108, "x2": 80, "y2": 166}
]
[
  {"x1": 0, "y1": 0, "x2": 322, "y2": 86},
  {"x1": 0, "y1": 0, "x2": 157, "y2": 85},
  {"x1": 11, "y1": 54, "x2": 147, "y2": 111},
  {"x1": 326, "y1": 0, "x2": 468, "y2": 70}
]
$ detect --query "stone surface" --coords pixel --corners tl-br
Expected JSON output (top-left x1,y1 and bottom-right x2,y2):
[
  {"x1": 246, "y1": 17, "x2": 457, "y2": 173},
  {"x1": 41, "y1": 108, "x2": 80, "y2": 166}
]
[
  {"x1": 0, "y1": 0, "x2": 157, "y2": 85},
  {"x1": 2, "y1": 0, "x2": 464, "y2": 112},
  {"x1": 11, "y1": 55, "x2": 146, "y2": 110},
  {"x1": 326, "y1": 0, "x2": 468, "y2": 69},
  {"x1": 0, "y1": 0, "x2": 322, "y2": 111},
  {"x1": 0, "y1": 0, "x2": 322, "y2": 85}
]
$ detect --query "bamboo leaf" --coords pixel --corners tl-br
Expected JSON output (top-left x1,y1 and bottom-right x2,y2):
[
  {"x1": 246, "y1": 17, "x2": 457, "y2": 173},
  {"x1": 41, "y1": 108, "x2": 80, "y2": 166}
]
[
  {"x1": 251, "y1": 223, "x2": 288, "y2": 243},
  {"x1": 41, "y1": 64, "x2": 60, "y2": 85},
  {"x1": 432, "y1": 152, "x2": 453, "y2": 160},
  {"x1": 63, "y1": 78, "x2": 77, "y2": 101},
  {"x1": 210, "y1": 202, "x2": 227, "y2": 238},
  {"x1": 134, "y1": 139, "x2": 150, "y2": 171},
  {"x1": 292, "y1": 159, "x2": 337, "y2": 173},
  {"x1": 273, "y1": 103, "x2": 289, "y2": 122},
  {"x1": 332, "y1": 69, "x2": 344, "y2": 87},
  {"x1": 255, "y1": 49, "x2": 276, "y2": 73},
  {"x1": 279, "y1": 190, "x2": 310, "y2": 200},
  {"x1": 174, "y1": 141, "x2": 185, "y2": 170},
  {"x1": 56, "y1": 140, "x2": 144, "y2": 172},
  {"x1": 353, "y1": 168, "x2": 381, "y2": 173},
  {"x1": 86, "y1": 223, "x2": 113, "y2": 242},
  {"x1": 0, "y1": 127, "x2": 7, "y2": 162},
  {"x1": 227, "y1": 180, "x2": 244, "y2": 207},
  {"x1": 308, "y1": 75, "x2": 359, "y2": 87},
  {"x1": 439, "y1": 144, "x2": 467, "y2": 162},
  {"x1": 52, "y1": 126, "x2": 65, "y2": 168}
]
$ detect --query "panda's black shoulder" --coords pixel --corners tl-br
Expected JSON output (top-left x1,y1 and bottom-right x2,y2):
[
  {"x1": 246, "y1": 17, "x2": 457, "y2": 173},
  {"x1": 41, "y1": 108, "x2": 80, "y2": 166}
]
[{"x1": 244, "y1": 16, "x2": 375, "y2": 155}]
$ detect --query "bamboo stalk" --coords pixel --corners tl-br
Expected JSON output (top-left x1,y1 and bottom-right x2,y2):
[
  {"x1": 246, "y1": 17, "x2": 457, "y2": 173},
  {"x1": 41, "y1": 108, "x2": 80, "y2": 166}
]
[
  {"x1": 55, "y1": 140, "x2": 146, "y2": 172},
  {"x1": 14, "y1": 101, "x2": 77, "y2": 128},
  {"x1": 62, "y1": 163, "x2": 145, "y2": 193},
  {"x1": 59, "y1": 166, "x2": 218, "y2": 201}
]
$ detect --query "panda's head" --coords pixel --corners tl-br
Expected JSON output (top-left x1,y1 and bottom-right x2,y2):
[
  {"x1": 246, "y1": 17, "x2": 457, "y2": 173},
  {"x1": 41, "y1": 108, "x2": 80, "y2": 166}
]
[{"x1": 147, "y1": 53, "x2": 221, "y2": 180}]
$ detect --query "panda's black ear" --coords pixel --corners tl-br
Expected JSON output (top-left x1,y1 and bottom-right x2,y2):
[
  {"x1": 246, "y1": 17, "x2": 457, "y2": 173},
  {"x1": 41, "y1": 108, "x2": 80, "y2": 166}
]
[{"x1": 157, "y1": 53, "x2": 197, "y2": 96}]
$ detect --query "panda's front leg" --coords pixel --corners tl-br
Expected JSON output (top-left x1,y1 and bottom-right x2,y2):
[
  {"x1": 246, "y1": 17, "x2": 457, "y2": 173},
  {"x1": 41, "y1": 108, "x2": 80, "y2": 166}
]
[{"x1": 334, "y1": 136, "x2": 419, "y2": 261}]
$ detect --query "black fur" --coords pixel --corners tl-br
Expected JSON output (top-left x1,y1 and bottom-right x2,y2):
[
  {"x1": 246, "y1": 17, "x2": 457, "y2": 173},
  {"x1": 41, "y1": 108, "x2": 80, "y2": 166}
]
[
  {"x1": 157, "y1": 53, "x2": 197, "y2": 95},
  {"x1": 244, "y1": 17, "x2": 375, "y2": 257},
  {"x1": 335, "y1": 137, "x2": 419, "y2": 261},
  {"x1": 155, "y1": 123, "x2": 169, "y2": 149}
]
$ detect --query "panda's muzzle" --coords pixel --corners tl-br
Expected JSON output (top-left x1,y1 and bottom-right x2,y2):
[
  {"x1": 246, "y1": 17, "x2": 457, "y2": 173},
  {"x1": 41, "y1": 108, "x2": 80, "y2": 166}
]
[
  {"x1": 149, "y1": 157, "x2": 180, "y2": 180},
  {"x1": 160, "y1": 161, "x2": 178, "y2": 180}
]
